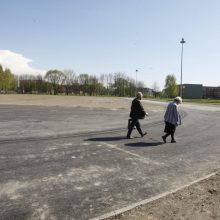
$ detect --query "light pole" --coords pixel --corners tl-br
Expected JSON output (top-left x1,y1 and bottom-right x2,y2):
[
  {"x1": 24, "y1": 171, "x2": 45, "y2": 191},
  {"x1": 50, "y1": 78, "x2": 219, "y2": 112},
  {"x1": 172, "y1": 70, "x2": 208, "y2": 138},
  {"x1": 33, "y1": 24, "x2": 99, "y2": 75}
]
[
  {"x1": 135, "y1": 69, "x2": 138, "y2": 96},
  {"x1": 180, "y1": 38, "x2": 186, "y2": 97},
  {"x1": 17, "y1": 75, "x2": 20, "y2": 93}
]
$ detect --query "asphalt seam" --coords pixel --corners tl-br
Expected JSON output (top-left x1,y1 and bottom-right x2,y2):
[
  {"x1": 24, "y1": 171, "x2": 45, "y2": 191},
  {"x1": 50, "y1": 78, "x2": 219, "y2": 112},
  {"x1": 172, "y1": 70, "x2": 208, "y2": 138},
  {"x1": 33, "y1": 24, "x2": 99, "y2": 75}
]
[
  {"x1": 89, "y1": 172, "x2": 217, "y2": 220},
  {"x1": 101, "y1": 142, "x2": 161, "y2": 165}
]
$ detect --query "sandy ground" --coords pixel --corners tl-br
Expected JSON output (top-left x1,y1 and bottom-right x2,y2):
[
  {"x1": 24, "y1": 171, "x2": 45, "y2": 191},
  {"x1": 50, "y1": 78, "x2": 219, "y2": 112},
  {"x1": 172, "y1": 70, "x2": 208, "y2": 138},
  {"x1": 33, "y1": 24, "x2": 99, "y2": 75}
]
[
  {"x1": 0, "y1": 94, "x2": 165, "y2": 113},
  {"x1": 1, "y1": 94, "x2": 220, "y2": 220},
  {"x1": 0, "y1": 94, "x2": 132, "y2": 109},
  {"x1": 107, "y1": 172, "x2": 220, "y2": 220},
  {"x1": 0, "y1": 94, "x2": 140, "y2": 109}
]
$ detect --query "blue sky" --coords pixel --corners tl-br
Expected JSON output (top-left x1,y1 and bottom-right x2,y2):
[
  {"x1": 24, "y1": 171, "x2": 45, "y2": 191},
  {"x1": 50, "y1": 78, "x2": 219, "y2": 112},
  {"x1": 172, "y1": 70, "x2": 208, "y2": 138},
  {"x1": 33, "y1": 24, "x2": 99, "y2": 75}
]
[{"x1": 0, "y1": 0, "x2": 220, "y2": 90}]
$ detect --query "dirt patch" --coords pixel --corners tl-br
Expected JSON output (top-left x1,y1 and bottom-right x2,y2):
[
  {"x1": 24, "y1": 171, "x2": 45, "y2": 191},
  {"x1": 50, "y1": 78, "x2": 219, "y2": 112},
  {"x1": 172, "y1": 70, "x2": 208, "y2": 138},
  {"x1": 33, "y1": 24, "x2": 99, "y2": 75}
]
[
  {"x1": 0, "y1": 94, "x2": 164, "y2": 112},
  {"x1": 106, "y1": 171, "x2": 220, "y2": 220},
  {"x1": 0, "y1": 94, "x2": 129, "y2": 109}
]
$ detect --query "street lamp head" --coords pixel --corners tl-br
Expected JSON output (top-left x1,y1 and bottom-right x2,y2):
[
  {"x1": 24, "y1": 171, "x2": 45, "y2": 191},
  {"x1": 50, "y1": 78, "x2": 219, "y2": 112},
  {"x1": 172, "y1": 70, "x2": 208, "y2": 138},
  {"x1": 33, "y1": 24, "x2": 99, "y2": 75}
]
[{"x1": 180, "y1": 38, "x2": 186, "y2": 44}]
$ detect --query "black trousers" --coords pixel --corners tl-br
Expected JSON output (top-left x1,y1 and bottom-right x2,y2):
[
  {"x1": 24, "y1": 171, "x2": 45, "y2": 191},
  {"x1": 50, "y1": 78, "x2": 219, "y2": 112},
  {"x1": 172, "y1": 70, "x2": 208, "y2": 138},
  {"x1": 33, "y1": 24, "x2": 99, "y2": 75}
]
[
  {"x1": 164, "y1": 122, "x2": 176, "y2": 140},
  {"x1": 127, "y1": 118, "x2": 143, "y2": 137}
]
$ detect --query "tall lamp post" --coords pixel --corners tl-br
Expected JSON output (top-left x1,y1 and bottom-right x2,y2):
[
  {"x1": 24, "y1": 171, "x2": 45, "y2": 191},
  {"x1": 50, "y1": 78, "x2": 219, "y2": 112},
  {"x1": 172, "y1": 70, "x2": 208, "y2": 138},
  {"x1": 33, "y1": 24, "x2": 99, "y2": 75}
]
[
  {"x1": 135, "y1": 69, "x2": 138, "y2": 96},
  {"x1": 17, "y1": 75, "x2": 20, "y2": 93},
  {"x1": 180, "y1": 38, "x2": 186, "y2": 97}
]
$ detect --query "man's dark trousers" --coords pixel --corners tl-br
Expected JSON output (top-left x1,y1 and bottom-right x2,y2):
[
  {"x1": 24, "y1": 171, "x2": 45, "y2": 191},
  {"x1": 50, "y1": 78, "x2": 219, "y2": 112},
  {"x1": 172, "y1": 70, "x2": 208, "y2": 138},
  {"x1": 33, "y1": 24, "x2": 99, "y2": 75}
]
[{"x1": 127, "y1": 118, "x2": 143, "y2": 137}]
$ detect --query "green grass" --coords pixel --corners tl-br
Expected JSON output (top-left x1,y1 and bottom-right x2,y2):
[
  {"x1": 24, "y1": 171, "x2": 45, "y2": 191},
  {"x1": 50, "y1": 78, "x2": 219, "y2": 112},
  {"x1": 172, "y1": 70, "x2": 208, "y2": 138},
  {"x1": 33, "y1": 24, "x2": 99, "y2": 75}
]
[{"x1": 182, "y1": 99, "x2": 220, "y2": 104}]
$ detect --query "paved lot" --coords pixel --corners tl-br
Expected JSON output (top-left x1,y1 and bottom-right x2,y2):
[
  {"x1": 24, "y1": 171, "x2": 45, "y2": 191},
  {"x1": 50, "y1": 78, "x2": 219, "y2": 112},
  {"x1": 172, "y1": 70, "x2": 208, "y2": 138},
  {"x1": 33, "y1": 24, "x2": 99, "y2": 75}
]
[
  {"x1": 0, "y1": 104, "x2": 163, "y2": 141},
  {"x1": 0, "y1": 104, "x2": 220, "y2": 220}
]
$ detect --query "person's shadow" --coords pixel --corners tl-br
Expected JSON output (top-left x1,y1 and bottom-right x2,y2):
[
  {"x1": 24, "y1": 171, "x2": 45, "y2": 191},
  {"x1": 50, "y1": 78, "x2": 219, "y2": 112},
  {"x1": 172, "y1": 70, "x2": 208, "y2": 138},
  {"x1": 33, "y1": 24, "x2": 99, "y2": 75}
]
[
  {"x1": 125, "y1": 141, "x2": 163, "y2": 147},
  {"x1": 86, "y1": 136, "x2": 163, "y2": 148},
  {"x1": 86, "y1": 136, "x2": 126, "y2": 142}
]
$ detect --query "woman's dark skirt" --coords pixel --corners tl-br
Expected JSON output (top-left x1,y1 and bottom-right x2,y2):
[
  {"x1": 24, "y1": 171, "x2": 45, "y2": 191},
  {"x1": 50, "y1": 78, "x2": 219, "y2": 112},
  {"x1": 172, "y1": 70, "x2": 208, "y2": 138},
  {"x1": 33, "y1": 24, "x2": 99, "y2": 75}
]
[{"x1": 164, "y1": 122, "x2": 176, "y2": 134}]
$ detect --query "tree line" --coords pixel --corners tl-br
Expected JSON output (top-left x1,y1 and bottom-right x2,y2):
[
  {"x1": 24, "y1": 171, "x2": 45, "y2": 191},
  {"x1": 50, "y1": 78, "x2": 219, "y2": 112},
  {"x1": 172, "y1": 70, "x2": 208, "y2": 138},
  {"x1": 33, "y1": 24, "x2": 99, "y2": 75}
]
[
  {"x1": 0, "y1": 65, "x2": 16, "y2": 93},
  {"x1": 0, "y1": 64, "x2": 179, "y2": 97}
]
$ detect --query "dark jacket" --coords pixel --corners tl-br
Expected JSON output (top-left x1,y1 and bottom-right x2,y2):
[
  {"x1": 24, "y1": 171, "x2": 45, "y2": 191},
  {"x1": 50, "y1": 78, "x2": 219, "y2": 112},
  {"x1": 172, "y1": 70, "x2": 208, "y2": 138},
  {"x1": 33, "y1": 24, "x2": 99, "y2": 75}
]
[{"x1": 129, "y1": 98, "x2": 146, "y2": 119}]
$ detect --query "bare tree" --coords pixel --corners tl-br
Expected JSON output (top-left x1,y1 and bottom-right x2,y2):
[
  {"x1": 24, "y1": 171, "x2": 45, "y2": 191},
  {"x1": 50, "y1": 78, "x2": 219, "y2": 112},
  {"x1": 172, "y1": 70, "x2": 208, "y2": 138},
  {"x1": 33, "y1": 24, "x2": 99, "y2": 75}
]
[
  {"x1": 152, "y1": 81, "x2": 160, "y2": 98},
  {"x1": 63, "y1": 69, "x2": 76, "y2": 95}
]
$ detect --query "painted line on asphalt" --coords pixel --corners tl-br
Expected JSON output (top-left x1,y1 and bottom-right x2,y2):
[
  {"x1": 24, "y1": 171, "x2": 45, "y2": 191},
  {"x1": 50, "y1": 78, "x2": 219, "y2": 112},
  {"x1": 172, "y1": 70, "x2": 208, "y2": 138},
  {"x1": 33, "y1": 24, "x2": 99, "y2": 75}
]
[
  {"x1": 89, "y1": 172, "x2": 217, "y2": 220},
  {"x1": 101, "y1": 142, "x2": 161, "y2": 165}
]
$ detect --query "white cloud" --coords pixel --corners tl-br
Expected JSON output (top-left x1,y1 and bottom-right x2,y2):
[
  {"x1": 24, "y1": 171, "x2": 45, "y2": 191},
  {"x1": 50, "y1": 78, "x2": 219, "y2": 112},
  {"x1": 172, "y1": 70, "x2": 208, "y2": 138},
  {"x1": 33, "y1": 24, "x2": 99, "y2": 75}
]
[{"x1": 0, "y1": 50, "x2": 46, "y2": 76}]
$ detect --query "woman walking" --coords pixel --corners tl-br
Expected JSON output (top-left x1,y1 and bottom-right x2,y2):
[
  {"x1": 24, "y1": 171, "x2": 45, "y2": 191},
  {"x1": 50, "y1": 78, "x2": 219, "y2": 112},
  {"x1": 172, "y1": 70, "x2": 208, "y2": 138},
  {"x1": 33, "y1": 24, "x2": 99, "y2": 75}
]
[{"x1": 162, "y1": 96, "x2": 182, "y2": 143}]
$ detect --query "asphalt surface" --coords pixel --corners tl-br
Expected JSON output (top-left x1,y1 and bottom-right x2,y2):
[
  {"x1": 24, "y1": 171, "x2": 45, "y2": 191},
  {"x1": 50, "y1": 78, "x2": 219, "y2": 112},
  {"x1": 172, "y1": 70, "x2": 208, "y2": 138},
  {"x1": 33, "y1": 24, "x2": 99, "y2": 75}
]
[{"x1": 0, "y1": 103, "x2": 220, "y2": 220}]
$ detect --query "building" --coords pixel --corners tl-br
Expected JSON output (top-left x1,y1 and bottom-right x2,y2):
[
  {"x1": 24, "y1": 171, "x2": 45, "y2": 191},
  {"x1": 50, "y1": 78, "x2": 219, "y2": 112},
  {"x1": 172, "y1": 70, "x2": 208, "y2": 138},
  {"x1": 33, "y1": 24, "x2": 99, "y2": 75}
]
[
  {"x1": 141, "y1": 87, "x2": 154, "y2": 97},
  {"x1": 179, "y1": 84, "x2": 220, "y2": 99},
  {"x1": 180, "y1": 84, "x2": 203, "y2": 99},
  {"x1": 203, "y1": 86, "x2": 220, "y2": 99}
]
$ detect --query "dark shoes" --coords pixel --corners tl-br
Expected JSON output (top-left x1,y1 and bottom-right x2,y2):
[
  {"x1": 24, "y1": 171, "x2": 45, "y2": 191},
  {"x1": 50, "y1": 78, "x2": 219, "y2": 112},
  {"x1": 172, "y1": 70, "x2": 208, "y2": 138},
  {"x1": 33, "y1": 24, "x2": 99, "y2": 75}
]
[
  {"x1": 162, "y1": 136, "x2": 176, "y2": 143},
  {"x1": 162, "y1": 136, "x2": 166, "y2": 143},
  {"x1": 141, "y1": 132, "x2": 147, "y2": 137},
  {"x1": 127, "y1": 132, "x2": 147, "y2": 139}
]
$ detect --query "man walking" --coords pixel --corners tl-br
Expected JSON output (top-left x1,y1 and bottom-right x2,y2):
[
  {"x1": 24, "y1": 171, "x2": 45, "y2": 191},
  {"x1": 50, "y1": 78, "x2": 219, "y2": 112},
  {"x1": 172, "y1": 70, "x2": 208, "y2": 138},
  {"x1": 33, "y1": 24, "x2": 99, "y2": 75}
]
[
  {"x1": 127, "y1": 92, "x2": 148, "y2": 139},
  {"x1": 162, "y1": 96, "x2": 182, "y2": 143}
]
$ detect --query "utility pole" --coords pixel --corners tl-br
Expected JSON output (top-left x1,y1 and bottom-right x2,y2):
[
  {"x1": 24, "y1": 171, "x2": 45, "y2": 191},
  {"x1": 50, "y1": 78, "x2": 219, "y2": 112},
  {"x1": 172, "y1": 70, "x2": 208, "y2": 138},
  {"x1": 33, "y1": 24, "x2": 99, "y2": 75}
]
[
  {"x1": 180, "y1": 38, "x2": 186, "y2": 97},
  {"x1": 135, "y1": 69, "x2": 138, "y2": 96}
]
